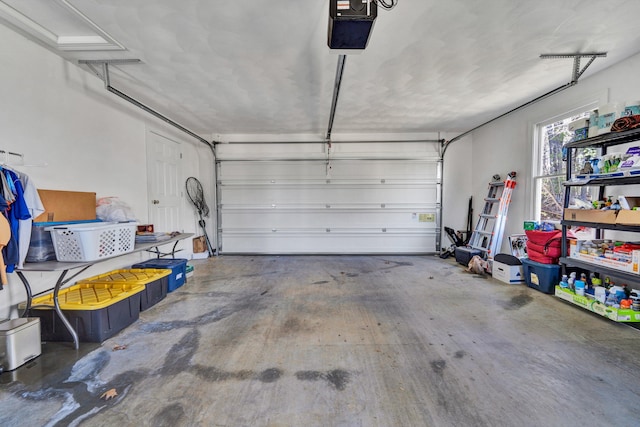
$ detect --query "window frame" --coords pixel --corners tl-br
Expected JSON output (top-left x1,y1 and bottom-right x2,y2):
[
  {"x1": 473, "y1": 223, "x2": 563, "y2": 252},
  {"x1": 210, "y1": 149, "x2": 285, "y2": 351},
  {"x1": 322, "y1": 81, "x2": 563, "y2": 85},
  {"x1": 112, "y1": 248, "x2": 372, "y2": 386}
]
[{"x1": 532, "y1": 103, "x2": 598, "y2": 222}]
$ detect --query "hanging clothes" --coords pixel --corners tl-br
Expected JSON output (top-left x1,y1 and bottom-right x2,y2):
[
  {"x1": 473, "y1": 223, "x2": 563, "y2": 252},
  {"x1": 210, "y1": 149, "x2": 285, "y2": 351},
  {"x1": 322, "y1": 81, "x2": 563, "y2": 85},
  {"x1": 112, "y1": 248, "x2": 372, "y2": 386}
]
[
  {"x1": 17, "y1": 171, "x2": 44, "y2": 269},
  {"x1": 2, "y1": 168, "x2": 31, "y2": 272}
]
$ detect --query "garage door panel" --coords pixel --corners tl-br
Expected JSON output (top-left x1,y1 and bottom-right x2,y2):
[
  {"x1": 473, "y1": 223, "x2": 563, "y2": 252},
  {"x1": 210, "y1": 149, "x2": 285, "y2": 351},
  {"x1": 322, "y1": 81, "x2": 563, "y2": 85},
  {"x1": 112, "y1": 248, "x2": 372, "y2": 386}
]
[
  {"x1": 221, "y1": 209, "x2": 438, "y2": 230},
  {"x1": 219, "y1": 161, "x2": 327, "y2": 180},
  {"x1": 328, "y1": 160, "x2": 438, "y2": 180},
  {"x1": 219, "y1": 184, "x2": 438, "y2": 205},
  {"x1": 220, "y1": 231, "x2": 438, "y2": 254}
]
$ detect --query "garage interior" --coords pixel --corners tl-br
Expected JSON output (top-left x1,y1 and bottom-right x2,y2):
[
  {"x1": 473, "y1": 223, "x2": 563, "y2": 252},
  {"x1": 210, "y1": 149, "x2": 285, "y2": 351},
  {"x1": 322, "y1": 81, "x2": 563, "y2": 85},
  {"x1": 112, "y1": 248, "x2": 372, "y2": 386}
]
[{"x1": 1, "y1": 1, "x2": 640, "y2": 425}]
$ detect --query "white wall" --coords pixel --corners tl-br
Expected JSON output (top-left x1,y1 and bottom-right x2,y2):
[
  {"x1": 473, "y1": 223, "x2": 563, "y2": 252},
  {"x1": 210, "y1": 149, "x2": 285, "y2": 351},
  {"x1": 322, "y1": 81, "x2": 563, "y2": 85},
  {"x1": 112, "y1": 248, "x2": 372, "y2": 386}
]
[
  {"x1": 465, "y1": 52, "x2": 640, "y2": 254},
  {"x1": 441, "y1": 133, "x2": 473, "y2": 247},
  {"x1": 0, "y1": 25, "x2": 214, "y2": 318}
]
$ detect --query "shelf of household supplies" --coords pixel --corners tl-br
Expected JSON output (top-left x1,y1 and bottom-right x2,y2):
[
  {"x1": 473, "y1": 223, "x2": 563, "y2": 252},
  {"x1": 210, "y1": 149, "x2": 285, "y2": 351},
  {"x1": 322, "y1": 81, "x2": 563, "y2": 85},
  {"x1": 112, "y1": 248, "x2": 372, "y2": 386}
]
[
  {"x1": 561, "y1": 220, "x2": 640, "y2": 233},
  {"x1": 565, "y1": 127, "x2": 640, "y2": 149},
  {"x1": 554, "y1": 286, "x2": 640, "y2": 323},
  {"x1": 564, "y1": 172, "x2": 640, "y2": 187},
  {"x1": 560, "y1": 257, "x2": 640, "y2": 282}
]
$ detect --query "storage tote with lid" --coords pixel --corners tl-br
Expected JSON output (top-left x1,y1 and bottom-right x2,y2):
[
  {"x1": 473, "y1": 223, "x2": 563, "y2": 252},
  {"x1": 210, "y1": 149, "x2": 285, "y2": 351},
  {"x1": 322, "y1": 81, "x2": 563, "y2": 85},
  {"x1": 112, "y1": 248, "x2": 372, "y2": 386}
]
[
  {"x1": 26, "y1": 282, "x2": 145, "y2": 342},
  {"x1": 132, "y1": 258, "x2": 188, "y2": 292},
  {"x1": 78, "y1": 268, "x2": 171, "y2": 311}
]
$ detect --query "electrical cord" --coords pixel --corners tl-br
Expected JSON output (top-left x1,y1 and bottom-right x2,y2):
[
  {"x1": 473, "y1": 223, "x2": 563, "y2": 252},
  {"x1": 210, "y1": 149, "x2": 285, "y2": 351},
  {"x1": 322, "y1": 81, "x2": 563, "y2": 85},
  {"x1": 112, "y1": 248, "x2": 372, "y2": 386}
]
[{"x1": 374, "y1": 0, "x2": 398, "y2": 10}]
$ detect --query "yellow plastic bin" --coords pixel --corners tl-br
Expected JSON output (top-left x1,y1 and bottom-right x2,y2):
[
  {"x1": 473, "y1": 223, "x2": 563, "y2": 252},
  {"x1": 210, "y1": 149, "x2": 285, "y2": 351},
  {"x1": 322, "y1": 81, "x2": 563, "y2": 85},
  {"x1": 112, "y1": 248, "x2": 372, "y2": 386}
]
[
  {"x1": 27, "y1": 282, "x2": 145, "y2": 343},
  {"x1": 78, "y1": 268, "x2": 172, "y2": 311}
]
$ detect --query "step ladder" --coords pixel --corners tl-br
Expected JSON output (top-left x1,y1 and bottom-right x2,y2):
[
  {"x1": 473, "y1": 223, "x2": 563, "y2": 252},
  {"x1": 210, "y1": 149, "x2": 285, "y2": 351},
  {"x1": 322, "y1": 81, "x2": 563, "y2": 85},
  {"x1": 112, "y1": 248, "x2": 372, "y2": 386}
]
[{"x1": 467, "y1": 172, "x2": 517, "y2": 259}]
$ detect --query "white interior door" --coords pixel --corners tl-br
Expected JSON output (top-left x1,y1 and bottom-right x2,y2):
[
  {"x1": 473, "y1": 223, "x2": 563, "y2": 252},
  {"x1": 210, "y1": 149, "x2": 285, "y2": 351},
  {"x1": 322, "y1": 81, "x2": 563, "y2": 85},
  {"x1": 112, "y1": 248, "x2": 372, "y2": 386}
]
[{"x1": 146, "y1": 130, "x2": 183, "y2": 232}]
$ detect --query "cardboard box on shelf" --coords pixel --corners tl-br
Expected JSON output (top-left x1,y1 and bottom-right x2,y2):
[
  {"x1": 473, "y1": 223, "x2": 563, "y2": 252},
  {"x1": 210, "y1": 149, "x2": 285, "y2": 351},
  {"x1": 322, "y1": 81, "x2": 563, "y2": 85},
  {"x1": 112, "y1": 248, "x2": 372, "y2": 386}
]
[
  {"x1": 616, "y1": 210, "x2": 640, "y2": 225},
  {"x1": 34, "y1": 189, "x2": 96, "y2": 223},
  {"x1": 570, "y1": 240, "x2": 640, "y2": 274},
  {"x1": 563, "y1": 208, "x2": 616, "y2": 224},
  {"x1": 616, "y1": 196, "x2": 640, "y2": 225}
]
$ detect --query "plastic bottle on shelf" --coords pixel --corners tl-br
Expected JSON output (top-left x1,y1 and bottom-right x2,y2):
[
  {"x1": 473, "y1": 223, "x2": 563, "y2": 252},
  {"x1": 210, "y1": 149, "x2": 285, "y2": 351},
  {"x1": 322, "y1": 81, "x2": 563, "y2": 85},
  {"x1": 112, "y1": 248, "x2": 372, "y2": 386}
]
[
  {"x1": 560, "y1": 274, "x2": 569, "y2": 289},
  {"x1": 605, "y1": 292, "x2": 619, "y2": 307},
  {"x1": 568, "y1": 272, "x2": 576, "y2": 292}
]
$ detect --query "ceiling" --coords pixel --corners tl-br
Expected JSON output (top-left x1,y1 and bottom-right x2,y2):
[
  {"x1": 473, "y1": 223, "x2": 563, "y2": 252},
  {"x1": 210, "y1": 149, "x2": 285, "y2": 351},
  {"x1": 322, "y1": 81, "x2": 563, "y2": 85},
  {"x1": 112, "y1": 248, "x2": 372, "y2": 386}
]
[{"x1": 3, "y1": 0, "x2": 640, "y2": 142}]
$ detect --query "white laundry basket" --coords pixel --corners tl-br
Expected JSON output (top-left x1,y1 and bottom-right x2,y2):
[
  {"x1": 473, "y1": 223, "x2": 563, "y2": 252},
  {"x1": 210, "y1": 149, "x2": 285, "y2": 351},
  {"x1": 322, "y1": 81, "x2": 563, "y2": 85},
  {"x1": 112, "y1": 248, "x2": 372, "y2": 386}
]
[{"x1": 46, "y1": 222, "x2": 137, "y2": 262}]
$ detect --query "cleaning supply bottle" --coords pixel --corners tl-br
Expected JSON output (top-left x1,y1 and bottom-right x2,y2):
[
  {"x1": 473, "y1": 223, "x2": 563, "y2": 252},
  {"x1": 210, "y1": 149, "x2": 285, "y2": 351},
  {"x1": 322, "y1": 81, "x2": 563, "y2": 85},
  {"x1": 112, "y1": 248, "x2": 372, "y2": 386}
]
[
  {"x1": 568, "y1": 272, "x2": 576, "y2": 292},
  {"x1": 560, "y1": 274, "x2": 569, "y2": 289}
]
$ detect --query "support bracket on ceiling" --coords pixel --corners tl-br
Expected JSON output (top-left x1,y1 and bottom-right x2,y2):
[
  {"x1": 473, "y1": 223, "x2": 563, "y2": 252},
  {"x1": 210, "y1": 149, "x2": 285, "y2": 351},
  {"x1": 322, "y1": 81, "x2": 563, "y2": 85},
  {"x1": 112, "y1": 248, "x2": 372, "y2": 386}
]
[
  {"x1": 442, "y1": 51, "x2": 608, "y2": 156},
  {"x1": 539, "y1": 52, "x2": 607, "y2": 84},
  {"x1": 78, "y1": 59, "x2": 141, "y2": 86},
  {"x1": 77, "y1": 59, "x2": 214, "y2": 149}
]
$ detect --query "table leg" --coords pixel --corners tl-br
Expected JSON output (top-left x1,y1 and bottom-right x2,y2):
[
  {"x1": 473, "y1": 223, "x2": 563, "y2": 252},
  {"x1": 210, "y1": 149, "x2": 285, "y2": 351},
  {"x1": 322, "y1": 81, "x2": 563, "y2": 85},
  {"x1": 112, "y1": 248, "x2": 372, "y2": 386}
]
[
  {"x1": 16, "y1": 271, "x2": 33, "y2": 316},
  {"x1": 52, "y1": 270, "x2": 79, "y2": 350},
  {"x1": 16, "y1": 269, "x2": 79, "y2": 350}
]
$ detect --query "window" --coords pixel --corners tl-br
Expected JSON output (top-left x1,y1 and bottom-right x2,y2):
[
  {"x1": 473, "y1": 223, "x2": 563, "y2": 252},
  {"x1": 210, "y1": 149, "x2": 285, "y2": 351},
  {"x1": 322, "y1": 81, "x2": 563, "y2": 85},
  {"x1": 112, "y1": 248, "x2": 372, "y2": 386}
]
[{"x1": 533, "y1": 110, "x2": 597, "y2": 222}]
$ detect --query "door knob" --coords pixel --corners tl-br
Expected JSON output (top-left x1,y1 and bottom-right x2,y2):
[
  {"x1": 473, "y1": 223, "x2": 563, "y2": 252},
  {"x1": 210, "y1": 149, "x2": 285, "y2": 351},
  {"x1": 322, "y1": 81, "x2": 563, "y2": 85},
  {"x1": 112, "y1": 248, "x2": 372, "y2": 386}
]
[{"x1": 152, "y1": 200, "x2": 159, "y2": 204}]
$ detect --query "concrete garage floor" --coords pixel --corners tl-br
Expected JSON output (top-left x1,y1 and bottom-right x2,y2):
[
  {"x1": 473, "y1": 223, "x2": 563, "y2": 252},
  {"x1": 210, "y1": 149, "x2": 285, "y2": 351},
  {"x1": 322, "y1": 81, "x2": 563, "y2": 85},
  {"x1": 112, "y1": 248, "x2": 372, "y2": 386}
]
[{"x1": 1, "y1": 255, "x2": 640, "y2": 426}]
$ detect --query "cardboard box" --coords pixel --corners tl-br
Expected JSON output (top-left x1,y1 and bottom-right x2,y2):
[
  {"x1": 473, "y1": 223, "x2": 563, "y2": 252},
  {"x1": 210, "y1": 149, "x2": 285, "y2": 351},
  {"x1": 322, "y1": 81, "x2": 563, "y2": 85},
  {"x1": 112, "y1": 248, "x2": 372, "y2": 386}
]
[
  {"x1": 617, "y1": 196, "x2": 640, "y2": 210},
  {"x1": 492, "y1": 261, "x2": 525, "y2": 284},
  {"x1": 570, "y1": 240, "x2": 640, "y2": 274},
  {"x1": 193, "y1": 236, "x2": 207, "y2": 253},
  {"x1": 616, "y1": 209, "x2": 640, "y2": 225},
  {"x1": 34, "y1": 189, "x2": 96, "y2": 223},
  {"x1": 563, "y1": 208, "x2": 616, "y2": 224},
  {"x1": 616, "y1": 196, "x2": 640, "y2": 225},
  {"x1": 555, "y1": 286, "x2": 640, "y2": 322}
]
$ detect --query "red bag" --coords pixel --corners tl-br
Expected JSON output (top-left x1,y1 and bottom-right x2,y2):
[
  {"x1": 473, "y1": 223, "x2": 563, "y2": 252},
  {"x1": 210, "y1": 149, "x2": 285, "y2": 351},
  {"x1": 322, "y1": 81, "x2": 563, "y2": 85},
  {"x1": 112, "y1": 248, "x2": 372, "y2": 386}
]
[
  {"x1": 526, "y1": 250, "x2": 558, "y2": 264},
  {"x1": 524, "y1": 229, "x2": 574, "y2": 264},
  {"x1": 526, "y1": 240, "x2": 561, "y2": 259}
]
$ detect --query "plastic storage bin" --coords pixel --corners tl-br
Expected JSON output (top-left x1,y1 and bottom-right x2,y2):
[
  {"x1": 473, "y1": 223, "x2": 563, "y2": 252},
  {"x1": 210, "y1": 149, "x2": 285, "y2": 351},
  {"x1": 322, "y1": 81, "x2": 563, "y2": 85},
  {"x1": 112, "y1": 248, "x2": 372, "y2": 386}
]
[
  {"x1": 46, "y1": 221, "x2": 137, "y2": 262},
  {"x1": 26, "y1": 223, "x2": 57, "y2": 262},
  {"x1": 78, "y1": 269, "x2": 171, "y2": 311},
  {"x1": 26, "y1": 282, "x2": 145, "y2": 342},
  {"x1": 132, "y1": 258, "x2": 188, "y2": 292},
  {"x1": 27, "y1": 220, "x2": 102, "y2": 263},
  {"x1": 454, "y1": 247, "x2": 482, "y2": 266},
  {"x1": 521, "y1": 258, "x2": 560, "y2": 294}
]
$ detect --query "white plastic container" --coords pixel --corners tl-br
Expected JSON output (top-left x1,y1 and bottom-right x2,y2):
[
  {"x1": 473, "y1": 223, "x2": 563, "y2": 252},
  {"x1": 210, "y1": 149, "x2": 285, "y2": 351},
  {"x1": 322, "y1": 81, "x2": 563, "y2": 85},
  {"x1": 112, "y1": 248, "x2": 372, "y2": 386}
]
[{"x1": 46, "y1": 221, "x2": 137, "y2": 262}]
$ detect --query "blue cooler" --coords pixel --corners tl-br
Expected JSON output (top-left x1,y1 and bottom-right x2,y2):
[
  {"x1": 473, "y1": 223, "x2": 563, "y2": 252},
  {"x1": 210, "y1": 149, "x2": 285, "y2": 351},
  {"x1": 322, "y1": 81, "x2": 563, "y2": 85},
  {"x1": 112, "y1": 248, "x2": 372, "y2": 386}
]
[{"x1": 132, "y1": 258, "x2": 187, "y2": 292}]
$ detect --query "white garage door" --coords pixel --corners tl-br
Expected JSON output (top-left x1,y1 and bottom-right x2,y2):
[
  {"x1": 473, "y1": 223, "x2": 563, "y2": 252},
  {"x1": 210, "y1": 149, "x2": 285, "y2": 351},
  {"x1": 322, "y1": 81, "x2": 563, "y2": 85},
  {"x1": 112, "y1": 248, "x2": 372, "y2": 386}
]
[{"x1": 215, "y1": 141, "x2": 441, "y2": 254}]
